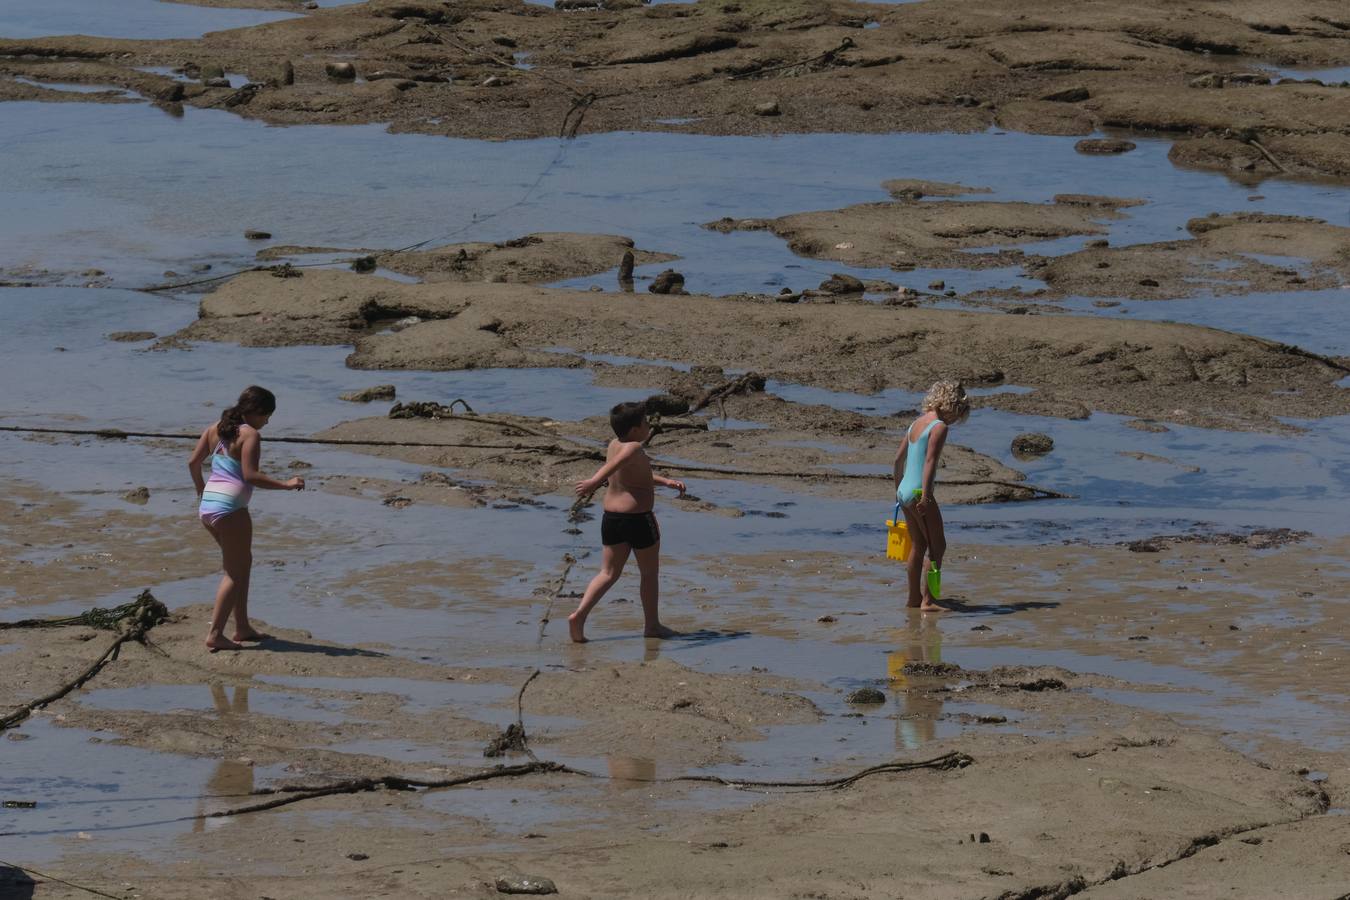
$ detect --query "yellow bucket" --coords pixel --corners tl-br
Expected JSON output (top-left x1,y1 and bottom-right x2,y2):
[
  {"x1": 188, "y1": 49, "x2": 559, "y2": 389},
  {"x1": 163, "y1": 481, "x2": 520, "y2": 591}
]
[{"x1": 885, "y1": 502, "x2": 912, "y2": 562}]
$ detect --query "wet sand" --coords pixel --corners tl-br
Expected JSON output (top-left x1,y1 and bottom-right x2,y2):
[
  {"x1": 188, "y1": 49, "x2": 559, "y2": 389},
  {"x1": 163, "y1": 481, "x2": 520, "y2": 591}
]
[
  {"x1": 4, "y1": 0, "x2": 1350, "y2": 897},
  {"x1": 3, "y1": 478, "x2": 1350, "y2": 898}
]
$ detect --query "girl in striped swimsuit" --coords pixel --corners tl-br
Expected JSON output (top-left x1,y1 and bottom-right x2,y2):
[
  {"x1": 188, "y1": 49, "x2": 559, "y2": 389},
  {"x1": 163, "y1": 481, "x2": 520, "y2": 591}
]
[{"x1": 189, "y1": 386, "x2": 304, "y2": 651}]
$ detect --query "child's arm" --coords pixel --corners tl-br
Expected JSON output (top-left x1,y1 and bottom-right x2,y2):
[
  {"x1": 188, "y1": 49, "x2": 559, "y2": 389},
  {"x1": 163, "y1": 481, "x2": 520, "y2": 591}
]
[
  {"x1": 574, "y1": 442, "x2": 642, "y2": 496},
  {"x1": 917, "y1": 423, "x2": 949, "y2": 507},
  {"x1": 239, "y1": 429, "x2": 305, "y2": 491},
  {"x1": 654, "y1": 474, "x2": 686, "y2": 496},
  {"x1": 187, "y1": 427, "x2": 212, "y2": 497}
]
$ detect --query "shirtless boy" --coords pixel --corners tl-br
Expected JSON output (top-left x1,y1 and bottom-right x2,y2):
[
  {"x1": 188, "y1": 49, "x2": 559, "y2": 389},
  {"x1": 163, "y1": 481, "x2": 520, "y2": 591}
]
[{"x1": 567, "y1": 401, "x2": 686, "y2": 643}]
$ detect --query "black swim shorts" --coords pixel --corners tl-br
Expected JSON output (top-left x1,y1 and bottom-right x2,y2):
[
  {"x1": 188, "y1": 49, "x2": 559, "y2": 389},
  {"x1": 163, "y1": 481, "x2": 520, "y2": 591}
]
[{"x1": 600, "y1": 511, "x2": 660, "y2": 550}]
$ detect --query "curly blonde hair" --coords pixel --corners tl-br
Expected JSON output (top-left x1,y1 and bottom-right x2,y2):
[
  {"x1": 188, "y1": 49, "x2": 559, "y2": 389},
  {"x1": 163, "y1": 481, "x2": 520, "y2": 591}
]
[{"x1": 922, "y1": 379, "x2": 970, "y2": 423}]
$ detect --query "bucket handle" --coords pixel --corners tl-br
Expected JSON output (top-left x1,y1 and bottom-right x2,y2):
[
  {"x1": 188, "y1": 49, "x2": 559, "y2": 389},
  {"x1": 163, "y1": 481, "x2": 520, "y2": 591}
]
[{"x1": 891, "y1": 500, "x2": 901, "y2": 525}]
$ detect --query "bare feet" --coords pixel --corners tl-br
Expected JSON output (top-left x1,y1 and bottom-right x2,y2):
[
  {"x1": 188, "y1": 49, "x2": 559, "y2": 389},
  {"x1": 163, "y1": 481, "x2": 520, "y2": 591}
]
[
  {"x1": 206, "y1": 634, "x2": 243, "y2": 652},
  {"x1": 567, "y1": 612, "x2": 588, "y2": 643},
  {"x1": 232, "y1": 629, "x2": 270, "y2": 642},
  {"x1": 918, "y1": 597, "x2": 946, "y2": 612},
  {"x1": 644, "y1": 623, "x2": 679, "y2": 639}
]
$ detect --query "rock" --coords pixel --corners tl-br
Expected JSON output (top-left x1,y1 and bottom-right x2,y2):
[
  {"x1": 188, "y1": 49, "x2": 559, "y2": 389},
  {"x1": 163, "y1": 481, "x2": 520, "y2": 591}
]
[
  {"x1": 109, "y1": 331, "x2": 156, "y2": 342},
  {"x1": 928, "y1": 280, "x2": 945, "y2": 290},
  {"x1": 482, "y1": 76, "x2": 505, "y2": 87},
  {"x1": 493, "y1": 35, "x2": 518, "y2": 48},
  {"x1": 325, "y1": 62, "x2": 356, "y2": 81},
  {"x1": 203, "y1": 77, "x2": 231, "y2": 88},
  {"x1": 121, "y1": 486, "x2": 150, "y2": 505},
  {"x1": 495, "y1": 874, "x2": 558, "y2": 895},
  {"x1": 244, "y1": 229, "x2": 272, "y2": 240},
  {"x1": 1127, "y1": 540, "x2": 1163, "y2": 553},
  {"x1": 816, "y1": 615, "x2": 837, "y2": 623},
  {"x1": 1138, "y1": 278, "x2": 1160, "y2": 287},
  {"x1": 281, "y1": 60, "x2": 294, "y2": 85},
  {"x1": 1086, "y1": 239, "x2": 1109, "y2": 248},
  {"x1": 1126, "y1": 419, "x2": 1169, "y2": 433},
  {"x1": 1227, "y1": 72, "x2": 1271, "y2": 85},
  {"x1": 902, "y1": 661, "x2": 961, "y2": 676},
  {"x1": 644, "y1": 394, "x2": 690, "y2": 416},
  {"x1": 954, "y1": 94, "x2": 979, "y2": 107},
  {"x1": 200, "y1": 63, "x2": 224, "y2": 80},
  {"x1": 346, "y1": 853, "x2": 369, "y2": 861},
  {"x1": 1042, "y1": 86, "x2": 1089, "y2": 102},
  {"x1": 1190, "y1": 73, "x2": 1226, "y2": 89},
  {"x1": 648, "y1": 269, "x2": 685, "y2": 294},
  {"x1": 340, "y1": 385, "x2": 396, "y2": 403},
  {"x1": 845, "y1": 687, "x2": 886, "y2": 704},
  {"x1": 351, "y1": 255, "x2": 377, "y2": 273},
  {"x1": 304, "y1": 0, "x2": 318, "y2": 8},
  {"x1": 977, "y1": 715, "x2": 1007, "y2": 724},
  {"x1": 1011, "y1": 432, "x2": 1054, "y2": 457},
  {"x1": 1075, "y1": 139, "x2": 1136, "y2": 155},
  {"x1": 753, "y1": 99, "x2": 781, "y2": 116},
  {"x1": 618, "y1": 249, "x2": 635, "y2": 281},
  {"x1": 156, "y1": 82, "x2": 184, "y2": 102},
  {"x1": 818, "y1": 273, "x2": 865, "y2": 294}
]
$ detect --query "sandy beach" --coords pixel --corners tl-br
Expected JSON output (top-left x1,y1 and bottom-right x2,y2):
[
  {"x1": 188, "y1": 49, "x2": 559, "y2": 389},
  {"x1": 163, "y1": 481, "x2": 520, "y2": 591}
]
[{"x1": 2, "y1": 1, "x2": 1350, "y2": 898}]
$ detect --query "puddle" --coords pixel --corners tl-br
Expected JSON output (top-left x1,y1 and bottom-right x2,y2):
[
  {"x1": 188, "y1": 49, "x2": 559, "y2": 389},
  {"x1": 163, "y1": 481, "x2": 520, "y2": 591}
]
[
  {"x1": 12, "y1": 77, "x2": 137, "y2": 98},
  {"x1": 80, "y1": 683, "x2": 357, "y2": 725},
  {"x1": 0, "y1": 717, "x2": 288, "y2": 864},
  {"x1": 1268, "y1": 65, "x2": 1350, "y2": 85},
  {"x1": 1056, "y1": 288, "x2": 1350, "y2": 357},
  {"x1": 0, "y1": 0, "x2": 300, "y2": 40},
  {"x1": 6, "y1": 101, "x2": 1350, "y2": 299},
  {"x1": 136, "y1": 66, "x2": 251, "y2": 89}
]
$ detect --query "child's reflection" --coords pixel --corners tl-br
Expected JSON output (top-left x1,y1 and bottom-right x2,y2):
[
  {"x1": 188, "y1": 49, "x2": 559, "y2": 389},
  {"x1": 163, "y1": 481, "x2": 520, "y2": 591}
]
[
  {"x1": 193, "y1": 684, "x2": 255, "y2": 832},
  {"x1": 886, "y1": 619, "x2": 944, "y2": 751}
]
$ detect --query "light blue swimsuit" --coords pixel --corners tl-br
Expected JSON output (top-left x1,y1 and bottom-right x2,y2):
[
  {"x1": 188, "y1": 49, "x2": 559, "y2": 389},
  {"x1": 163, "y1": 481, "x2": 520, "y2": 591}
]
[{"x1": 896, "y1": 419, "x2": 940, "y2": 506}]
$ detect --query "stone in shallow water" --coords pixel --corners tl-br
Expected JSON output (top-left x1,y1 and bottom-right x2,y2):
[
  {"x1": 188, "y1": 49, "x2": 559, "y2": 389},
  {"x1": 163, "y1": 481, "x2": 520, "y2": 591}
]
[
  {"x1": 339, "y1": 385, "x2": 396, "y2": 403},
  {"x1": 1011, "y1": 432, "x2": 1054, "y2": 457},
  {"x1": 845, "y1": 687, "x2": 886, "y2": 704},
  {"x1": 495, "y1": 874, "x2": 558, "y2": 895}
]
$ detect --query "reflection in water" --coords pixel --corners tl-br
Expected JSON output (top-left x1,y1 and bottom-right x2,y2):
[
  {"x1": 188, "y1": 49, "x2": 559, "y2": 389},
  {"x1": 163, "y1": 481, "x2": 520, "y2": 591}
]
[
  {"x1": 209, "y1": 683, "x2": 250, "y2": 716},
  {"x1": 886, "y1": 620, "x2": 943, "y2": 751},
  {"x1": 607, "y1": 755, "x2": 657, "y2": 786},
  {"x1": 193, "y1": 685, "x2": 254, "y2": 832}
]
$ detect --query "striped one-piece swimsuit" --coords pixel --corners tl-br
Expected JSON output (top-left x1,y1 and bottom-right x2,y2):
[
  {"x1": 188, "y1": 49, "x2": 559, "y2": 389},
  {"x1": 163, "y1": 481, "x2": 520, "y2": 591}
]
[{"x1": 199, "y1": 441, "x2": 252, "y2": 526}]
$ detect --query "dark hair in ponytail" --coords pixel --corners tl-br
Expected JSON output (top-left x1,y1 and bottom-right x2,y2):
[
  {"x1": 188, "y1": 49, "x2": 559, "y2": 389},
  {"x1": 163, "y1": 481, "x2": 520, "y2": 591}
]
[{"x1": 218, "y1": 385, "x2": 276, "y2": 445}]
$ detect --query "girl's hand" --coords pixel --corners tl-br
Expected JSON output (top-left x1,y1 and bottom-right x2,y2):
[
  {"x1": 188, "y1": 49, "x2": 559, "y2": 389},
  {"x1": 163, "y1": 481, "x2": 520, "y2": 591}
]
[{"x1": 287, "y1": 476, "x2": 306, "y2": 491}]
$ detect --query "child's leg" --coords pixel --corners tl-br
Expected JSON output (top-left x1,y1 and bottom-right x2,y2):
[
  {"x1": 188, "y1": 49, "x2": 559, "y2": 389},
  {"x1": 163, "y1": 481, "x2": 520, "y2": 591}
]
[
  {"x1": 568, "y1": 543, "x2": 630, "y2": 643},
  {"x1": 633, "y1": 542, "x2": 676, "y2": 639},
  {"x1": 918, "y1": 500, "x2": 946, "y2": 610},
  {"x1": 901, "y1": 503, "x2": 928, "y2": 608},
  {"x1": 226, "y1": 511, "x2": 265, "y2": 641},
  {"x1": 204, "y1": 512, "x2": 252, "y2": 650}
]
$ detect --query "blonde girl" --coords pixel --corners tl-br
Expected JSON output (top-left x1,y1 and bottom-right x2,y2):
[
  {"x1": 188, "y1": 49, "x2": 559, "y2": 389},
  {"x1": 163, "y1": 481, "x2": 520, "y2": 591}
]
[{"x1": 893, "y1": 380, "x2": 970, "y2": 610}]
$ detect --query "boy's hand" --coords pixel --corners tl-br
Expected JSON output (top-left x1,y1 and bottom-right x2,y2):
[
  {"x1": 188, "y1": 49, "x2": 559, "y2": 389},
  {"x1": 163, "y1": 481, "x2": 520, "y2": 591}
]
[
  {"x1": 667, "y1": 479, "x2": 686, "y2": 496},
  {"x1": 574, "y1": 477, "x2": 601, "y2": 497},
  {"x1": 288, "y1": 476, "x2": 306, "y2": 491}
]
